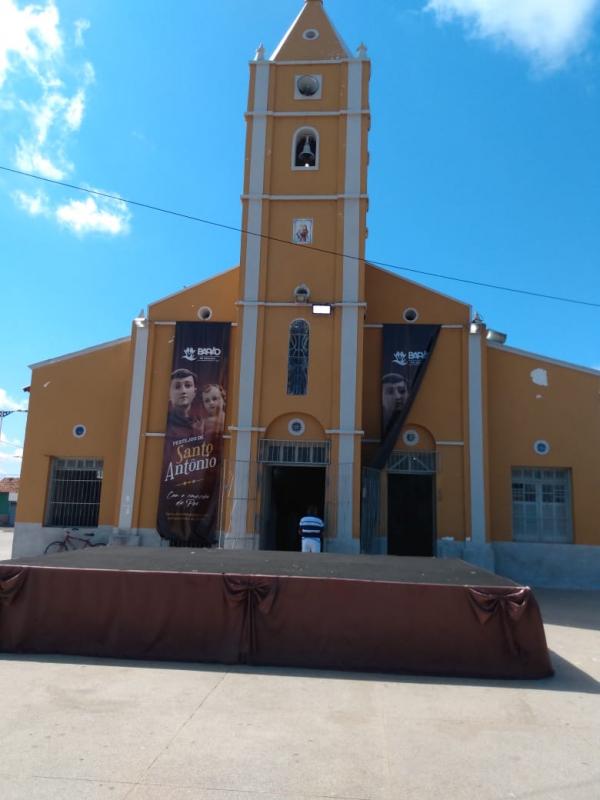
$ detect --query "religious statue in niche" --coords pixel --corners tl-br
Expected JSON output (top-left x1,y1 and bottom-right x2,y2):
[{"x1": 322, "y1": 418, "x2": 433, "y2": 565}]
[{"x1": 293, "y1": 218, "x2": 313, "y2": 245}]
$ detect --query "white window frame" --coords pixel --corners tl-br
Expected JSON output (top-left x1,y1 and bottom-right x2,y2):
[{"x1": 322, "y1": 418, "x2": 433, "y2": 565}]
[
  {"x1": 511, "y1": 467, "x2": 573, "y2": 544},
  {"x1": 291, "y1": 127, "x2": 320, "y2": 171}
]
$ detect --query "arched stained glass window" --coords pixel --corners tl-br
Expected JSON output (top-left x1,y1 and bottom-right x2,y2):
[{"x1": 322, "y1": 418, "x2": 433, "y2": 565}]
[{"x1": 287, "y1": 319, "x2": 309, "y2": 395}]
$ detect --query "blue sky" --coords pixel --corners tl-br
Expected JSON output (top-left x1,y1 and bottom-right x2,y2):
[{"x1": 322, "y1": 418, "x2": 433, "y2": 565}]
[{"x1": 1, "y1": 0, "x2": 600, "y2": 476}]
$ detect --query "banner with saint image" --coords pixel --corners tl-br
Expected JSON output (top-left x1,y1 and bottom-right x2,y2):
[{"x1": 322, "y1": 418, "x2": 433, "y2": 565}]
[
  {"x1": 157, "y1": 322, "x2": 230, "y2": 546},
  {"x1": 372, "y1": 324, "x2": 440, "y2": 470}
]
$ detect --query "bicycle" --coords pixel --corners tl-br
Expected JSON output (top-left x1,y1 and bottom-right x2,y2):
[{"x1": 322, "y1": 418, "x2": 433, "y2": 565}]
[{"x1": 44, "y1": 528, "x2": 106, "y2": 554}]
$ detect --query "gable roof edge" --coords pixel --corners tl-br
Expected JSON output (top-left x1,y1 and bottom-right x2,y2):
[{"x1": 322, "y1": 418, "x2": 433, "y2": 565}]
[
  {"x1": 29, "y1": 337, "x2": 130, "y2": 370},
  {"x1": 148, "y1": 264, "x2": 239, "y2": 310},
  {"x1": 488, "y1": 342, "x2": 600, "y2": 377},
  {"x1": 366, "y1": 262, "x2": 471, "y2": 312}
]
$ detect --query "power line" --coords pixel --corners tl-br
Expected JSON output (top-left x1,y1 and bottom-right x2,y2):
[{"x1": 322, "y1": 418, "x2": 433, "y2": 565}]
[{"x1": 1, "y1": 164, "x2": 599, "y2": 309}]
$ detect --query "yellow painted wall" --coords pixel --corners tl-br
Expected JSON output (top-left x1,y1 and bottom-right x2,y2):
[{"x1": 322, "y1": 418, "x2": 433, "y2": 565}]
[
  {"x1": 487, "y1": 346, "x2": 600, "y2": 545},
  {"x1": 17, "y1": 339, "x2": 131, "y2": 527}
]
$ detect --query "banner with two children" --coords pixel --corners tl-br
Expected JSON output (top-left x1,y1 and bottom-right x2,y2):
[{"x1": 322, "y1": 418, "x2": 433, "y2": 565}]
[{"x1": 157, "y1": 322, "x2": 230, "y2": 546}]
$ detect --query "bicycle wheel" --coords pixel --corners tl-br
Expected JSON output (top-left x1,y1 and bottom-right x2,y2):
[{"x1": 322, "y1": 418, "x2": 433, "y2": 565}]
[{"x1": 44, "y1": 540, "x2": 67, "y2": 554}]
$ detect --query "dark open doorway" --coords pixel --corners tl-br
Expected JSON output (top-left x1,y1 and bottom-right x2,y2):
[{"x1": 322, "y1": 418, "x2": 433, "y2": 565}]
[
  {"x1": 387, "y1": 474, "x2": 436, "y2": 557},
  {"x1": 261, "y1": 466, "x2": 326, "y2": 551}
]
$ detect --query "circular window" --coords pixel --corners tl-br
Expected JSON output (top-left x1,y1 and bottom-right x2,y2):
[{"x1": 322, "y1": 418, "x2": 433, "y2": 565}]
[
  {"x1": 403, "y1": 308, "x2": 419, "y2": 323},
  {"x1": 297, "y1": 75, "x2": 320, "y2": 97},
  {"x1": 534, "y1": 440, "x2": 550, "y2": 456},
  {"x1": 197, "y1": 306, "x2": 213, "y2": 321},
  {"x1": 303, "y1": 29, "x2": 319, "y2": 40},
  {"x1": 403, "y1": 429, "x2": 420, "y2": 447},
  {"x1": 73, "y1": 424, "x2": 87, "y2": 439},
  {"x1": 288, "y1": 418, "x2": 305, "y2": 437}
]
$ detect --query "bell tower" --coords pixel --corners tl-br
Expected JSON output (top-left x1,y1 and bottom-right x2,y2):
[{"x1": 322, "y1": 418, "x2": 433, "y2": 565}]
[{"x1": 228, "y1": 0, "x2": 370, "y2": 550}]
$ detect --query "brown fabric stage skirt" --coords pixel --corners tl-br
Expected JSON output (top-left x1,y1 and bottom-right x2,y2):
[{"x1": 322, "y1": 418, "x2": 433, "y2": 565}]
[{"x1": 0, "y1": 550, "x2": 553, "y2": 679}]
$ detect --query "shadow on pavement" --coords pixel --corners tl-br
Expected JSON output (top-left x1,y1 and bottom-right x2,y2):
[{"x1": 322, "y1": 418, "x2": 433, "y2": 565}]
[
  {"x1": 535, "y1": 589, "x2": 600, "y2": 632},
  {"x1": 1, "y1": 649, "x2": 598, "y2": 694}
]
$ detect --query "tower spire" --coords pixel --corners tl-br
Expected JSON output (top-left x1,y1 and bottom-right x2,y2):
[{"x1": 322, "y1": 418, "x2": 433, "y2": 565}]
[{"x1": 271, "y1": 0, "x2": 350, "y2": 61}]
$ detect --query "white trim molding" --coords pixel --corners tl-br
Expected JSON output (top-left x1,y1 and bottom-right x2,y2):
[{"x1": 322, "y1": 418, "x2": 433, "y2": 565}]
[
  {"x1": 468, "y1": 330, "x2": 487, "y2": 546},
  {"x1": 266, "y1": 59, "x2": 366, "y2": 66},
  {"x1": 118, "y1": 322, "x2": 149, "y2": 531},
  {"x1": 242, "y1": 193, "x2": 369, "y2": 201},
  {"x1": 335, "y1": 59, "x2": 364, "y2": 551},
  {"x1": 246, "y1": 110, "x2": 370, "y2": 119},
  {"x1": 228, "y1": 426, "x2": 267, "y2": 433},
  {"x1": 232, "y1": 59, "x2": 270, "y2": 539}
]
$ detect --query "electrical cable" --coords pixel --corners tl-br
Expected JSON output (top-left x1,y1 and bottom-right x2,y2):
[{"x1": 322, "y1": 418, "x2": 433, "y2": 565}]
[{"x1": 1, "y1": 164, "x2": 599, "y2": 309}]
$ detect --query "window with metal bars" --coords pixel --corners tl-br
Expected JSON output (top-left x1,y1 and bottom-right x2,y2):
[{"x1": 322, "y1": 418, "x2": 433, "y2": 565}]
[
  {"x1": 287, "y1": 319, "x2": 309, "y2": 395},
  {"x1": 511, "y1": 467, "x2": 572, "y2": 543},
  {"x1": 45, "y1": 458, "x2": 104, "y2": 527},
  {"x1": 258, "y1": 439, "x2": 330, "y2": 466},
  {"x1": 387, "y1": 451, "x2": 437, "y2": 474}
]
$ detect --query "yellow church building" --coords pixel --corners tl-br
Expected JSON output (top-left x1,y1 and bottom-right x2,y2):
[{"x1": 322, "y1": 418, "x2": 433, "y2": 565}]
[{"x1": 13, "y1": 0, "x2": 600, "y2": 588}]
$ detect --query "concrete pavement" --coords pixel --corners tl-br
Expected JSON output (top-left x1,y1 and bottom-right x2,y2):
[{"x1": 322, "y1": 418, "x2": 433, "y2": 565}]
[{"x1": 0, "y1": 529, "x2": 599, "y2": 799}]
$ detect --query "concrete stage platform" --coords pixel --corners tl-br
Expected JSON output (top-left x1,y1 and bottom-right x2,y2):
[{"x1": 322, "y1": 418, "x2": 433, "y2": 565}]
[{"x1": 0, "y1": 549, "x2": 553, "y2": 679}]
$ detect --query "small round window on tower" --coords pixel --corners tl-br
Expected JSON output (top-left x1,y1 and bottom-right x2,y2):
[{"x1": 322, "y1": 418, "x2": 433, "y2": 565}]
[
  {"x1": 303, "y1": 29, "x2": 319, "y2": 40},
  {"x1": 297, "y1": 75, "x2": 320, "y2": 97},
  {"x1": 403, "y1": 308, "x2": 419, "y2": 323}
]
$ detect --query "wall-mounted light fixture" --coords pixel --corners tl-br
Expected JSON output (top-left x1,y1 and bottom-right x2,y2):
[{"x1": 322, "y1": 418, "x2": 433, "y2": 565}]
[
  {"x1": 486, "y1": 330, "x2": 507, "y2": 345},
  {"x1": 312, "y1": 304, "x2": 332, "y2": 315},
  {"x1": 469, "y1": 312, "x2": 484, "y2": 334}
]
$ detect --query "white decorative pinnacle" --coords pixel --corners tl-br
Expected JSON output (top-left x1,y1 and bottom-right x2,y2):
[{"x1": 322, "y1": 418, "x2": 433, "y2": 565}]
[
  {"x1": 255, "y1": 43, "x2": 265, "y2": 61},
  {"x1": 356, "y1": 42, "x2": 368, "y2": 59}
]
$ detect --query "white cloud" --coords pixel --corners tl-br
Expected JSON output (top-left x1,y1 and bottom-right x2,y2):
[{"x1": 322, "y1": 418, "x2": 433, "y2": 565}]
[
  {"x1": 426, "y1": 0, "x2": 600, "y2": 69},
  {"x1": 0, "y1": 0, "x2": 62, "y2": 87},
  {"x1": 0, "y1": 388, "x2": 28, "y2": 412},
  {"x1": 56, "y1": 194, "x2": 131, "y2": 236},
  {"x1": 12, "y1": 188, "x2": 50, "y2": 215},
  {"x1": 65, "y1": 89, "x2": 84, "y2": 129},
  {"x1": 0, "y1": 448, "x2": 23, "y2": 475},
  {"x1": 1, "y1": 3, "x2": 130, "y2": 235},
  {"x1": 74, "y1": 19, "x2": 90, "y2": 47},
  {"x1": 14, "y1": 138, "x2": 66, "y2": 179}
]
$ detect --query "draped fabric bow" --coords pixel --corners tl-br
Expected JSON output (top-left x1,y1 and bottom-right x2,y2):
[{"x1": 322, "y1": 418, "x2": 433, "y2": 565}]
[
  {"x1": 0, "y1": 569, "x2": 27, "y2": 608},
  {"x1": 468, "y1": 587, "x2": 530, "y2": 655},
  {"x1": 223, "y1": 575, "x2": 278, "y2": 660}
]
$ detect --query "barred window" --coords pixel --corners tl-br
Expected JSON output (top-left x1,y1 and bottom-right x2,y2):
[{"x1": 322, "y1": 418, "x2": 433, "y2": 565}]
[
  {"x1": 258, "y1": 439, "x2": 330, "y2": 466},
  {"x1": 45, "y1": 458, "x2": 104, "y2": 527},
  {"x1": 511, "y1": 468, "x2": 572, "y2": 544},
  {"x1": 287, "y1": 319, "x2": 309, "y2": 395}
]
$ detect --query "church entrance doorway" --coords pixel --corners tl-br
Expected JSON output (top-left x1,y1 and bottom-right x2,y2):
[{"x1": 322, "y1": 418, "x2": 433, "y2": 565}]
[
  {"x1": 387, "y1": 474, "x2": 436, "y2": 557},
  {"x1": 261, "y1": 466, "x2": 326, "y2": 551}
]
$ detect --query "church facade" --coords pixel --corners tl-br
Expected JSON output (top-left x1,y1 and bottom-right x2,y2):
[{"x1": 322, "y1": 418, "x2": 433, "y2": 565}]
[{"x1": 13, "y1": 0, "x2": 600, "y2": 588}]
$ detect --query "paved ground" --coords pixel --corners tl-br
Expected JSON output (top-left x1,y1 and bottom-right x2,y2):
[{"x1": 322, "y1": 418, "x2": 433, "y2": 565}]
[{"x1": 0, "y1": 528, "x2": 599, "y2": 800}]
